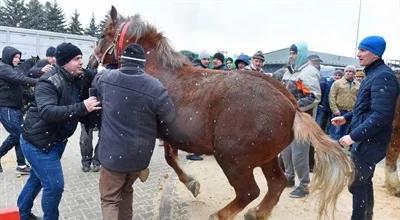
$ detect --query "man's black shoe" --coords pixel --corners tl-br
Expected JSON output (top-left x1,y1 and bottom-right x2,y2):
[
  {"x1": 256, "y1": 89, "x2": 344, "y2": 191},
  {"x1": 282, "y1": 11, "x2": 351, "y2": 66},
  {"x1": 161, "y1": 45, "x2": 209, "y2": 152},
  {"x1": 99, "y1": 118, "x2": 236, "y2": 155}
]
[
  {"x1": 82, "y1": 166, "x2": 91, "y2": 172},
  {"x1": 91, "y1": 165, "x2": 101, "y2": 172},
  {"x1": 27, "y1": 213, "x2": 43, "y2": 220},
  {"x1": 286, "y1": 179, "x2": 295, "y2": 187},
  {"x1": 186, "y1": 154, "x2": 203, "y2": 161}
]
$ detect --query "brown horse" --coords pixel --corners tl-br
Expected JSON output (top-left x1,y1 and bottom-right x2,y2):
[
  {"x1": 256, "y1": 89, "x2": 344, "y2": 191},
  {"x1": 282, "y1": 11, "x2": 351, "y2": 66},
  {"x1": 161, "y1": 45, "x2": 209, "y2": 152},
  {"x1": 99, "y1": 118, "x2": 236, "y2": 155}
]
[
  {"x1": 385, "y1": 96, "x2": 400, "y2": 197},
  {"x1": 93, "y1": 6, "x2": 354, "y2": 220}
]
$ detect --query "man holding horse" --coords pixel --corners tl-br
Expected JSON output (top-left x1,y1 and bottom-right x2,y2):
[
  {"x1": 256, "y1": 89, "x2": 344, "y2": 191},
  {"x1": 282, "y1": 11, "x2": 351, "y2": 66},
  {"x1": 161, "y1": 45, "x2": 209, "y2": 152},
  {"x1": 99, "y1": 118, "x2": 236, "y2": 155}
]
[
  {"x1": 93, "y1": 43, "x2": 175, "y2": 220},
  {"x1": 17, "y1": 42, "x2": 101, "y2": 220},
  {"x1": 332, "y1": 35, "x2": 399, "y2": 220},
  {"x1": 0, "y1": 46, "x2": 38, "y2": 175}
]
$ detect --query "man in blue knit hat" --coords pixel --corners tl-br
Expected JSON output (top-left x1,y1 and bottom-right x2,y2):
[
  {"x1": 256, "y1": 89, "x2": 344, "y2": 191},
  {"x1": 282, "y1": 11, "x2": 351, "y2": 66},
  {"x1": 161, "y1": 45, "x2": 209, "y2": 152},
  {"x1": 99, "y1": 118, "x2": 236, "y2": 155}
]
[{"x1": 332, "y1": 35, "x2": 399, "y2": 220}]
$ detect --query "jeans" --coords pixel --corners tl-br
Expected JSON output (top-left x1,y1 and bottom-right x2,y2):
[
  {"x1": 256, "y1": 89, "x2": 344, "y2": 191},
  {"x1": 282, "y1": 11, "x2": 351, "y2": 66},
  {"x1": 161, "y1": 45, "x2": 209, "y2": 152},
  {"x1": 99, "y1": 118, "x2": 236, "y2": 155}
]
[
  {"x1": 316, "y1": 109, "x2": 331, "y2": 134},
  {"x1": 0, "y1": 107, "x2": 26, "y2": 166},
  {"x1": 18, "y1": 136, "x2": 66, "y2": 220},
  {"x1": 330, "y1": 110, "x2": 350, "y2": 140},
  {"x1": 79, "y1": 123, "x2": 100, "y2": 167},
  {"x1": 349, "y1": 142, "x2": 387, "y2": 220}
]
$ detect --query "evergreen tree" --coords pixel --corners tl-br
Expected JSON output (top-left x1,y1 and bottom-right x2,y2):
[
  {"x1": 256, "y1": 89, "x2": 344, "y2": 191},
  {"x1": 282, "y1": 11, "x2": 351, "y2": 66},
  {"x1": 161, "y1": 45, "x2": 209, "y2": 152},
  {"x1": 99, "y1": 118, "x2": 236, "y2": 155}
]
[
  {"x1": 68, "y1": 9, "x2": 83, "y2": 35},
  {"x1": 84, "y1": 13, "x2": 98, "y2": 37},
  {"x1": 0, "y1": 2, "x2": 6, "y2": 26},
  {"x1": 1, "y1": 0, "x2": 27, "y2": 27},
  {"x1": 44, "y1": 0, "x2": 66, "y2": 33},
  {"x1": 21, "y1": 0, "x2": 45, "y2": 30}
]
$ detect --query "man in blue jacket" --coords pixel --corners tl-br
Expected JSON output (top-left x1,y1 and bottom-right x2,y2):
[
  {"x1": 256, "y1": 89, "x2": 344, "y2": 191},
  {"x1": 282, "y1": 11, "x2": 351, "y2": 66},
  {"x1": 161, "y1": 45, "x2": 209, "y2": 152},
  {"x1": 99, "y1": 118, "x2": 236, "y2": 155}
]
[
  {"x1": 332, "y1": 35, "x2": 399, "y2": 220},
  {"x1": 93, "y1": 43, "x2": 176, "y2": 220}
]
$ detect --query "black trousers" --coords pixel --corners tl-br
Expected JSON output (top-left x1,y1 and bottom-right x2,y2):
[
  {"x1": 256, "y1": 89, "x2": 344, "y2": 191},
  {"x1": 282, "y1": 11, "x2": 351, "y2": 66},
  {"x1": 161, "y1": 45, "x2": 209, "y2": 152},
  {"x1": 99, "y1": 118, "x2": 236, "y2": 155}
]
[
  {"x1": 79, "y1": 123, "x2": 100, "y2": 167},
  {"x1": 349, "y1": 142, "x2": 387, "y2": 220}
]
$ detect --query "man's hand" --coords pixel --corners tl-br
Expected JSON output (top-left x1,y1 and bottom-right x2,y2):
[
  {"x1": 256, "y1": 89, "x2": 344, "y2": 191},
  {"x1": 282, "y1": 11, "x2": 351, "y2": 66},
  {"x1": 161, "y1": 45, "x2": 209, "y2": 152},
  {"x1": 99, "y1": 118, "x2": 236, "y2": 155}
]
[
  {"x1": 41, "y1": 64, "x2": 54, "y2": 74},
  {"x1": 339, "y1": 135, "x2": 354, "y2": 146},
  {"x1": 97, "y1": 64, "x2": 106, "y2": 73},
  {"x1": 84, "y1": 96, "x2": 101, "y2": 112},
  {"x1": 331, "y1": 116, "x2": 347, "y2": 126},
  {"x1": 333, "y1": 110, "x2": 341, "y2": 116}
]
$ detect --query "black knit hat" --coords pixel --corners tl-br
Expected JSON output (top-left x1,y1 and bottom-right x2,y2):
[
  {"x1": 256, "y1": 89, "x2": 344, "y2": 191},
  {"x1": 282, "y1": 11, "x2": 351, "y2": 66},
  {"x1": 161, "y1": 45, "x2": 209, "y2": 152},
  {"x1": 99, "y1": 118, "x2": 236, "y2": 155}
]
[
  {"x1": 121, "y1": 43, "x2": 146, "y2": 62},
  {"x1": 213, "y1": 52, "x2": 225, "y2": 63},
  {"x1": 56, "y1": 43, "x2": 82, "y2": 66},
  {"x1": 290, "y1": 44, "x2": 298, "y2": 54},
  {"x1": 120, "y1": 43, "x2": 146, "y2": 69},
  {"x1": 46, "y1": 46, "x2": 56, "y2": 57}
]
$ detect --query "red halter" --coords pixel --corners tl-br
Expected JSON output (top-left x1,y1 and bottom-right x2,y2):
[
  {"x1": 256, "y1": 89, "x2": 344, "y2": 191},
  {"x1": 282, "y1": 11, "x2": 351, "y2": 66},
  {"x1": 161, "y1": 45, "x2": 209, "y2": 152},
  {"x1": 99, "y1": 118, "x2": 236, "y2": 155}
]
[{"x1": 115, "y1": 21, "x2": 132, "y2": 59}]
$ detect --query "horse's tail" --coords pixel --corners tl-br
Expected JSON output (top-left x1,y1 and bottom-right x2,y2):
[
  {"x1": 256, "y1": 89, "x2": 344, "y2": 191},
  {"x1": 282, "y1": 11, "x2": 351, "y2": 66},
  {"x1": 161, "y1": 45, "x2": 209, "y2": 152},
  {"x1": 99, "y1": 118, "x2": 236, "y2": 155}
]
[{"x1": 293, "y1": 110, "x2": 354, "y2": 219}]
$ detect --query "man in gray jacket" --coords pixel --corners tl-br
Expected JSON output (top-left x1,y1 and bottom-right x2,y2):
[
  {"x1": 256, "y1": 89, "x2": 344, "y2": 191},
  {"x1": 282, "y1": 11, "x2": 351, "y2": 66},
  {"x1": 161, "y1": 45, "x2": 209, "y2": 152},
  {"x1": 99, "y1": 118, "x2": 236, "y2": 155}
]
[
  {"x1": 93, "y1": 43, "x2": 175, "y2": 220},
  {"x1": 281, "y1": 42, "x2": 321, "y2": 198}
]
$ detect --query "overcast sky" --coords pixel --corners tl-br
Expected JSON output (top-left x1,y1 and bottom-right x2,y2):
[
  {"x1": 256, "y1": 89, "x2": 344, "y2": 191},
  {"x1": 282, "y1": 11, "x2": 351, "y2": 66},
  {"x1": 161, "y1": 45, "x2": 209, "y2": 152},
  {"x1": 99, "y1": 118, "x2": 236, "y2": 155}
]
[{"x1": 43, "y1": 0, "x2": 400, "y2": 60}]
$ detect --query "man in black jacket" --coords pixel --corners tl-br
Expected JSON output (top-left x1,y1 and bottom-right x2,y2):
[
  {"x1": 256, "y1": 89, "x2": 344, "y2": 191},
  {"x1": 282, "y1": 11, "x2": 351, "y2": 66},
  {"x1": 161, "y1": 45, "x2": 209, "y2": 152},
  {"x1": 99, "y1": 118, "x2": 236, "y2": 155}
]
[
  {"x1": 27, "y1": 46, "x2": 56, "y2": 78},
  {"x1": 93, "y1": 43, "x2": 175, "y2": 220},
  {"x1": 0, "y1": 46, "x2": 37, "y2": 174},
  {"x1": 17, "y1": 42, "x2": 101, "y2": 220},
  {"x1": 332, "y1": 36, "x2": 399, "y2": 220},
  {"x1": 21, "y1": 46, "x2": 57, "y2": 114}
]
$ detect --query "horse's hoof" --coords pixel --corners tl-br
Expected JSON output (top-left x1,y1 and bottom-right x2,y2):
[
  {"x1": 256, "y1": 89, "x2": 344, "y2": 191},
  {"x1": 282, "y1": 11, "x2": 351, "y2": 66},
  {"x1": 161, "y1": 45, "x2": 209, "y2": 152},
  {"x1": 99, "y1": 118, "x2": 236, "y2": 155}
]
[
  {"x1": 187, "y1": 179, "x2": 200, "y2": 197},
  {"x1": 244, "y1": 208, "x2": 257, "y2": 220},
  {"x1": 138, "y1": 168, "x2": 150, "y2": 182},
  {"x1": 209, "y1": 213, "x2": 219, "y2": 220}
]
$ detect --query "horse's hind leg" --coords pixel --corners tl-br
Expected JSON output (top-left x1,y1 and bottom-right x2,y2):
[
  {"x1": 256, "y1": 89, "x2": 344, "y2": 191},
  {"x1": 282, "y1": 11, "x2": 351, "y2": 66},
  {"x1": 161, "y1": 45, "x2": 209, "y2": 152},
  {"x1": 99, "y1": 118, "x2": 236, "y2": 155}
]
[
  {"x1": 244, "y1": 157, "x2": 286, "y2": 220},
  {"x1": 163, "y1": 142, "x2": 200, "y2": 197},
  {"x1": 385, "y1": 140, "x2": 400, "y2": 197},
  {"x1": 210, "y1": 160, "x2": 260, "y2": 220}
]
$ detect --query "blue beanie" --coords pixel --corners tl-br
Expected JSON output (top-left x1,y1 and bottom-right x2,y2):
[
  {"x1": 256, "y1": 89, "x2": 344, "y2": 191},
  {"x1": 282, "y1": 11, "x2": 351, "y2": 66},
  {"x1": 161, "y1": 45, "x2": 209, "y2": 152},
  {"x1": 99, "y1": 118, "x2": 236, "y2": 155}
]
[{"x1": 358, "y1": 36, "x2": 386, "y2": 57}]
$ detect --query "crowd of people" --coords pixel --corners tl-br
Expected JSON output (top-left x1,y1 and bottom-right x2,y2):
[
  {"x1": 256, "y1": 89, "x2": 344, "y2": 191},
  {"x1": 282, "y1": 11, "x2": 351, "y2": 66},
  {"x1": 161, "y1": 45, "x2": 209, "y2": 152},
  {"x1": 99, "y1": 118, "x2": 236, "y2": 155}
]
[{"x1": 0, "y1": 35, "x2": 397, "y2": 220}]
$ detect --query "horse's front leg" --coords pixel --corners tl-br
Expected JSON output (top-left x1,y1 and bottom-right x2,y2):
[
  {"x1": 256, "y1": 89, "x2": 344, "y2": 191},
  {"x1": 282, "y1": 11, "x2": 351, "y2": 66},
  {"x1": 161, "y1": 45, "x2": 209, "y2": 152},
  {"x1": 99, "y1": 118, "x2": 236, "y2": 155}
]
[
  {"x1": 385, "y1": 139, "x2": 400, "y2": 197},
  {"x1": 163, "y1": 141, "x2": 200, "y2": 197}
]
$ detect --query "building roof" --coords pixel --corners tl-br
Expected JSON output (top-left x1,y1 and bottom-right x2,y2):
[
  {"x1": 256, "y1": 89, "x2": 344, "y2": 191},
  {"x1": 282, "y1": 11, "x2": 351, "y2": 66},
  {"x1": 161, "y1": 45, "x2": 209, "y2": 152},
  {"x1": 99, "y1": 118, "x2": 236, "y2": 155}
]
[{"x1": 264, "y1": 48, "x2": 360, "y2": 67}]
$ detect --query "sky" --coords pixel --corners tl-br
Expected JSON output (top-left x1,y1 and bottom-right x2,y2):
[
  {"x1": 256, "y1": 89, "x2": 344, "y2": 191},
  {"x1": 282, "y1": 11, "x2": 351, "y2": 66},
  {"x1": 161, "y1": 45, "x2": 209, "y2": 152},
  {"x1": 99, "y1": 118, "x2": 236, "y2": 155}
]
[{"x1": 41, "y1": 0, "x2": 400, "y2": 60}]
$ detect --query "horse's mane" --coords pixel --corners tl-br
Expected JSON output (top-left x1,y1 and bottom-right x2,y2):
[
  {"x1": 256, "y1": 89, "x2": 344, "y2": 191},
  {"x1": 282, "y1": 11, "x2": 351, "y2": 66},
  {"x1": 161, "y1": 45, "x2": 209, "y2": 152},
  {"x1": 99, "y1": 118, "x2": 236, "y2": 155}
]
[{"x1": 122, "y1": 15, "x2": 190, "y2": 71}]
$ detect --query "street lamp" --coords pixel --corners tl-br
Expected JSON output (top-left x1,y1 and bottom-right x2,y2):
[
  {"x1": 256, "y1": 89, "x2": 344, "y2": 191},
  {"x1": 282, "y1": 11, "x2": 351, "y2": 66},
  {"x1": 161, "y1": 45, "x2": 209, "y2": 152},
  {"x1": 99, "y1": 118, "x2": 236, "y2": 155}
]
[{"x1": 354, "y1": 0, "x2": 362, "y2": 58}]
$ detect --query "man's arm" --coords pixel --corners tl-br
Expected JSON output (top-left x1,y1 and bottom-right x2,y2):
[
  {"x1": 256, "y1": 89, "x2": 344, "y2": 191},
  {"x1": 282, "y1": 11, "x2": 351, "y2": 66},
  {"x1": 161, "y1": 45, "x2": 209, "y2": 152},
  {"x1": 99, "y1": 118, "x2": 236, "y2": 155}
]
[
  {"x1": 27, "y1": 60, "x2": 49, "y2": 78},
  {"x1": 329, "y1": 81, "x2": 339, "y2": 114},
  {"x1": 155, "y1": 87, "x2": 176, "y2": 125},
  {"x1": 35, "y1": 79, "x2": 88, "y2": 123},
  {"x1": 296, "y1": 70, "x2": 321, "y2": 112},
  {"x1": 0, "y1": 64, "x2": 37, "y2": 86},
  {"x1": 350, "y1": 72, "x2": 399, "y2": 142}
]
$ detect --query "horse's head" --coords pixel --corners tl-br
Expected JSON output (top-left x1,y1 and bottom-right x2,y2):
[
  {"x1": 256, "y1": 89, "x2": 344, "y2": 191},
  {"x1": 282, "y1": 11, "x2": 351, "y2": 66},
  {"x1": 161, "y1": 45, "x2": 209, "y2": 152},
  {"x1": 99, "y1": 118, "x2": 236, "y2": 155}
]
[{"x1": 93, "y1": 6, "x2": 189, "y2": 72}]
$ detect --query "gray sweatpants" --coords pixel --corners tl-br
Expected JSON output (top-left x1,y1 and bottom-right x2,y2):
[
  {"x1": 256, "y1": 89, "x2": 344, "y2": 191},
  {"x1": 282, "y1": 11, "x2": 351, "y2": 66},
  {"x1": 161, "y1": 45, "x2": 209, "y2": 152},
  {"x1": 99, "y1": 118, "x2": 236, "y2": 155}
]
[{"x1": 280, "y1": 139, "x2": 310, "y2": 187}]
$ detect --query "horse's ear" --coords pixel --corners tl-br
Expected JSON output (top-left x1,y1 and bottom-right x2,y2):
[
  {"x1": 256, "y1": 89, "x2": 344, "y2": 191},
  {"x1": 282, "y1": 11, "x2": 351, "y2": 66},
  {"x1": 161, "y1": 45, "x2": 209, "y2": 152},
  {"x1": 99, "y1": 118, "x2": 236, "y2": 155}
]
[{"x1": 111, "y1": 6, "x2": 118, "y2": 25}]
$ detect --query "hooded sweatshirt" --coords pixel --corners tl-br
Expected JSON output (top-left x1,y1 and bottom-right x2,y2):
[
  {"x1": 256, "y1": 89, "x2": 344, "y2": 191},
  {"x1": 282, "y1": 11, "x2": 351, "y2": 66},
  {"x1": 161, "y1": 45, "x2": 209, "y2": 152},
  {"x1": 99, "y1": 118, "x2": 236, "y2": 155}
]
[
  {"x1": 0, "y1": 46, "x2": 37, "y2": 108},
  {"x1": 281, "y1": 42, "x2": 321, "y2": 114}
]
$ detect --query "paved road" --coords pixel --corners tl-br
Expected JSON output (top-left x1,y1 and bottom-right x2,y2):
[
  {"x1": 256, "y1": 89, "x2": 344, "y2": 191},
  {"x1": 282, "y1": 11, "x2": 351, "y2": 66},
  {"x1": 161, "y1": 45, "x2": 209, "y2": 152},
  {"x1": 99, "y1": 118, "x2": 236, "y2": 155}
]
[{"x1": 0, "y1": 125, "x2": 177, "y2": 220}]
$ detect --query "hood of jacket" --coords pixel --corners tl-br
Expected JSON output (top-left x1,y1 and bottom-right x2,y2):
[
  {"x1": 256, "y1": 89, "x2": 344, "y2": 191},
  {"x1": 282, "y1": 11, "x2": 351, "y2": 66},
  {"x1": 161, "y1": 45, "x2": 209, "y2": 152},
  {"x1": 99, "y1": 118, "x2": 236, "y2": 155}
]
[
  {"x1": 1, "y1": 46, "x2": 21, "y2": 66},
  {"x1": 293, "y1": 42, "x2": 309, "y2": 71}
]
